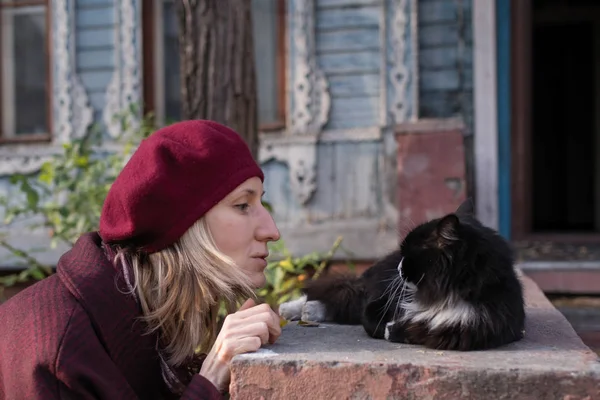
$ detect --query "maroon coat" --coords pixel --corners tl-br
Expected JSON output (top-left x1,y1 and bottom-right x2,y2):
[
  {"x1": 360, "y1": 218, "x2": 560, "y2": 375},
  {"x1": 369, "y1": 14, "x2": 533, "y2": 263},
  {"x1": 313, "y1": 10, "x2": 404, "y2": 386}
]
[{"x1": 0, "y1": 232, "x2": 222, "y2": 400}]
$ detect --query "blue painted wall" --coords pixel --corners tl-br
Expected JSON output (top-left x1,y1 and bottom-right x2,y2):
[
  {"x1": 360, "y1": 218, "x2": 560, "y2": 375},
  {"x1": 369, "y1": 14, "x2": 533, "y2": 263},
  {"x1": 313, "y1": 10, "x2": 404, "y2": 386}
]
[
  {"x1": 418, "y1": 0, "x2": 473, "y2": 129},
  {"x1": 75, "y1": 0, "x2": 116, "y2": 127},
  {"x1": 315, "y1": 0, "x2": 381, "y2": 129},
  {"x1": 496, "y1": 0, "x2": 511, "y2": 239}
]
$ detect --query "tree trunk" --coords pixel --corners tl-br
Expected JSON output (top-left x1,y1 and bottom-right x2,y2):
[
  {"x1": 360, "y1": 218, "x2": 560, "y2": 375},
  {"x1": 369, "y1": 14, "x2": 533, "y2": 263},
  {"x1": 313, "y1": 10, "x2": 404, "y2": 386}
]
[{"x1": 175, "y1": 0, "x2": 259, "y2": 159}]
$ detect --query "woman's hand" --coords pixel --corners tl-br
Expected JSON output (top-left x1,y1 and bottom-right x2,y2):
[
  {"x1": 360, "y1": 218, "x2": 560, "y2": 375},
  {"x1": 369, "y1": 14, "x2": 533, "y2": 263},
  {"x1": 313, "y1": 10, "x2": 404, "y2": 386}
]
[{"x1": 199, "y1": 298, "x2": 281, "y2": 392}]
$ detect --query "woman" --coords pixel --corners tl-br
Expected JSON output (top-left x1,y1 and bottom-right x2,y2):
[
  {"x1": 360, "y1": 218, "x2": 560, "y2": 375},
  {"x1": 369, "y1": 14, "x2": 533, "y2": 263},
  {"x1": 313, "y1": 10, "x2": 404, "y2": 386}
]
[{"x1": 0, "y1": 120, "x2": 282, "y2": 399}]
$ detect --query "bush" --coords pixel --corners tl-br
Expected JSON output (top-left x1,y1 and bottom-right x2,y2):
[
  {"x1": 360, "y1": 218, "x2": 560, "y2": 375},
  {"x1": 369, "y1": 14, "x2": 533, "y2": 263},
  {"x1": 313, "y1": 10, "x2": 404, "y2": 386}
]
[{"x1": 0, "y1": 107, "x2": 153, "y2": 297}]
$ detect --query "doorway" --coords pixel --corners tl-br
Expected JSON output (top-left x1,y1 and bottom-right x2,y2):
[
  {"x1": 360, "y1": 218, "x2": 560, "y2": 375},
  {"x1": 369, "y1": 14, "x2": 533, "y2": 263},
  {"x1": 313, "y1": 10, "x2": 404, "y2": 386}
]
[{"x1": 512, "y1": 0, "x2": 600, "y2": 240}]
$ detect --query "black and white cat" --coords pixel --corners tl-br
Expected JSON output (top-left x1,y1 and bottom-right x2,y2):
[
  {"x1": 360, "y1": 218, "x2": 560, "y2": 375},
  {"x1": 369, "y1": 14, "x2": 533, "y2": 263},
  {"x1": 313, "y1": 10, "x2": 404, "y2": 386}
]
[{"x1": 279, "y1": 200, "x2": 526, "y2": 351}]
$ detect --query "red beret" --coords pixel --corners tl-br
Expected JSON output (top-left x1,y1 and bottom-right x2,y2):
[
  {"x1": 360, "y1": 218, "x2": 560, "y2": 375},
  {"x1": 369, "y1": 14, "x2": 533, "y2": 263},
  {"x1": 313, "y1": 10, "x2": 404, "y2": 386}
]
[{"x1": 99, "y1": 120, "x2": 263, "y2": 253}]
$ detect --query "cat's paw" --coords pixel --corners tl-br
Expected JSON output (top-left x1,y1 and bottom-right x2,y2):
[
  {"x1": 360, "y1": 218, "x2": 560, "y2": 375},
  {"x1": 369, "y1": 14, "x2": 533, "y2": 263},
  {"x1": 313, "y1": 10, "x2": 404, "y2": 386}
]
[
  {"x1": 301, "y1": 300, "x2": 327, "y2": 322},
  {"x1": 384, "y1": 321, "x2": 395, "y2": 341},
  {"x1": 384, "y1": 321, "x2": 408, "y2": 343},
  {"x1": 278, "y1": 295, "x2": 307, "y2": 321}
]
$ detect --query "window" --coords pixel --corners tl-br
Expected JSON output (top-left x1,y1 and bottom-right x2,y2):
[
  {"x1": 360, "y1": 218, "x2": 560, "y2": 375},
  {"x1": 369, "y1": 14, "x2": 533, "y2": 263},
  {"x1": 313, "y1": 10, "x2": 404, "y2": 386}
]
[
  {"x1": 143, "y1": 0, "x2": 286, "y2": 130},
  {"x1": 0, "y1": 0, "x2": 50, "y2": 142}
]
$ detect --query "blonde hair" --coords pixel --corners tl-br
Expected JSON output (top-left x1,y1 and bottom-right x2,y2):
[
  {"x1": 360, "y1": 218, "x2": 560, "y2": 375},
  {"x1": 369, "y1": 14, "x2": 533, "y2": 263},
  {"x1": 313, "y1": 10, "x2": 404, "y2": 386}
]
[{"x1": 113, "y1": 218, "x2": 255, "y2": 366}]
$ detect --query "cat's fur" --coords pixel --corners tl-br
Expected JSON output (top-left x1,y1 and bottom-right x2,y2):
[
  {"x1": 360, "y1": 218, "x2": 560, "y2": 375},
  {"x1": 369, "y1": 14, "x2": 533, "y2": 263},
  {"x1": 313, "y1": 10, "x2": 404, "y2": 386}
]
[{"x1": 279, "y1": 199, "x2": 526, "y2": 351}]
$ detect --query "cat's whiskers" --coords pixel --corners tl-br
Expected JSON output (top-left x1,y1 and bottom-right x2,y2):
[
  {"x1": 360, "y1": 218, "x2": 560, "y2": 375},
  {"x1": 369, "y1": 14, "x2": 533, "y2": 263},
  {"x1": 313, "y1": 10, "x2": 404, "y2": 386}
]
[
  {"x1": 393, "y1": 280, "x2": 407, "y2": 322},
  {"x1": 395, "y1": 273, "x2": 417, "y2": 321},
  {"x1": 374, "y1": 276, "x2": 400, "y2": 301},
  {"x1": 375, "y1": 275, "x2": 403, "y2": 333}
]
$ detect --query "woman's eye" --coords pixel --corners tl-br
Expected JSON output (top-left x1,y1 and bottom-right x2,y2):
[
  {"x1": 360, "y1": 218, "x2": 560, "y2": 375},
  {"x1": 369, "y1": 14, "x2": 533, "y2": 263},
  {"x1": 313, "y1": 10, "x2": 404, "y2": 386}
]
[{"x1": 235, "y1": 203, "x2": 250, "y2": 212}]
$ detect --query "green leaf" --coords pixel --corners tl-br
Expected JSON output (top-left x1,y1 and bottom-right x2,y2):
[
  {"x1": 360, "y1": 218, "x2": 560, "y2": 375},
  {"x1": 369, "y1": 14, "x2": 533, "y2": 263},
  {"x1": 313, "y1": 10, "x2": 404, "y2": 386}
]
[
  {"x1": 272, "y1": 267, "x2": 285, "y2": 292},
  {"x1": 298, "y1": 320, "x2": 320, "y2": 327},
  {"x1": 277, "y1": 277, "x2": 299, "y2": 295},
  {"x1": 262, "y1": 200, "x2": 273, "y2": 213},
  {"x1": 18, "y1": 270, "x2": 30, "y2": 282},
  {"x1": 29, "y1": 268, "x2": 46, "y2": 280},
  {"x1": 278, "y1": 258, "x2": 295, "y2": 273},
  {"x1": 26, "y1": 189, "x2": 39, "y2": 209},
  {"x1": 0, "y1": 275, "x2": 18, "y2": 287}
]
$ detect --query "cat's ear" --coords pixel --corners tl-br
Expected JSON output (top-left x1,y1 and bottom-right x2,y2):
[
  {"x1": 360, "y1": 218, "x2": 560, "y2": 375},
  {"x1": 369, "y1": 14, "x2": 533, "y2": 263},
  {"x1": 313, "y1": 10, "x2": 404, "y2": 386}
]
[
  {"x1": 456, "y1": 198, "x2": 474, "y2": 216},
  {"x1": 436, "y1": 214, "x2": 460, "y2": 245}
]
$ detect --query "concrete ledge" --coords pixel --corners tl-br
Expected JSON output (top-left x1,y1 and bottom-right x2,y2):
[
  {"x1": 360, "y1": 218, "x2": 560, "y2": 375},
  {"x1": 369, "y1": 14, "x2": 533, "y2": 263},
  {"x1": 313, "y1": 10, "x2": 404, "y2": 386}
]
[{"x1": 230, "y1": 275, "x2": 600, "y2": 399}]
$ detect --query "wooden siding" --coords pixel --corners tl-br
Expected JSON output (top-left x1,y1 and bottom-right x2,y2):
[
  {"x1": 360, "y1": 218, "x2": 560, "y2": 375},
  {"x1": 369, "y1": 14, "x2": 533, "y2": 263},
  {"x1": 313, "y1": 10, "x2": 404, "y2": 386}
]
[
  {"x1": 263, "y1": 141, "x2": 382, "y2": 224},
  {"x1": 418, "y1": 0, "x2": 473, "y2": 124},
  {"x1": 75, "y1": 0, "x2": 115, "y2": 125},
  {"x1": 315, "y1": 0, "x2": 382, "y2": 129}
]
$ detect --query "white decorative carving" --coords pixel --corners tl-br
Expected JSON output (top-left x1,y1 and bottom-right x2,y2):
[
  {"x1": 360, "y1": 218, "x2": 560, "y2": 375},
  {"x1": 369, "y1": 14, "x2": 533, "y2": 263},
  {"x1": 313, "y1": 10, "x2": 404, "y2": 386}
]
[
  {"x1": 410, "y1": 0, "x2": 419, "y2": 119},
  {"x1": 388, "y1": 0, "x2": 410, "y2": 124},
  {"x1": 291, "y1": 0, "x2": 330, "y2": 136},
  {"x1": 259, "y1": 136, "x2": 318, "y2": 205},
  {"x1": 0, "y1": 155, "x2": 49, "y2": 176},
  {"x1": 53, "y1": 0, "x2": 93, "y2": 143},
  {"x1": 104, "y1": 0, "x2": 142, "y2": 138}
]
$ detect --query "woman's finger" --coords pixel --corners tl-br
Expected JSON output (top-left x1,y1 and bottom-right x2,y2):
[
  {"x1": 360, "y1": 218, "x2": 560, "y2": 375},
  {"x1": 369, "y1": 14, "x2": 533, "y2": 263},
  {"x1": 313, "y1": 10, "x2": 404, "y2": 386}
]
[
  {"x1": 232, "y1": 302, "x2": 272, "y2": 320},
  {"x1": 228, "y1": 321, "x2": 270, "y2": 345},
  {"x1": 238, "y1": 298, "x2": 256, "y2": 311},
  {"x1": 219, "y1": 336, "x2": 262, "y2": 361}
]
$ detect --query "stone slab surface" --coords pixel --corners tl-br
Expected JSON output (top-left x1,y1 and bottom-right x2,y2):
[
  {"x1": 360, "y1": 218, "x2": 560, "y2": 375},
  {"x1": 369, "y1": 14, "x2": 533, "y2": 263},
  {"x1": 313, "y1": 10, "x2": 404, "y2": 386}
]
[{"x1": 230, "y1": 275, "x2": 600, "y2": 399}]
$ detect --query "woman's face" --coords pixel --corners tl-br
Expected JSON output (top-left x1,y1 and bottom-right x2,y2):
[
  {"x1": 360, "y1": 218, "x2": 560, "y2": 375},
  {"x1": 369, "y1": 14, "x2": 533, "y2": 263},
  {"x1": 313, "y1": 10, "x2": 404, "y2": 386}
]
[{"x1": 205, "y1": 176, "x2": 280, "y2": 288}]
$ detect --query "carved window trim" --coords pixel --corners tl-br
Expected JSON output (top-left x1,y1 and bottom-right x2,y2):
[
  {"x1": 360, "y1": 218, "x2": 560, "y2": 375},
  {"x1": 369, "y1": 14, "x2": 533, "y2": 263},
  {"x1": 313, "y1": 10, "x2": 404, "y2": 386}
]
[
  {"x1": 0, "y1": 0, "x2": 93, "y2": 176},
  {"x1": 104, "y1": 0, "x2": 141, "y2": 138},
  {"x1": 0, "y1": 0, "x2": 53, "y2": 145},
  {"x1": 385, "y1": 0, "x2": 418, "y2": 125}
]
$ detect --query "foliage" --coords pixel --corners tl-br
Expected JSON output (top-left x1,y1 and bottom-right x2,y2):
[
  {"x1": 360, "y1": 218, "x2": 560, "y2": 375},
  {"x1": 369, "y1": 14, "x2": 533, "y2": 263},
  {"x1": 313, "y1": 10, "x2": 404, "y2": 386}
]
[
  {"x1": 215, "y1": 235, "x2": 352, "y2": 321},
  {"x1": 258, "y1": 236, "x2": 349, "y2": 308},
  {"x1": 0, "y1": 106, "x2": 155, "y2": 298}
]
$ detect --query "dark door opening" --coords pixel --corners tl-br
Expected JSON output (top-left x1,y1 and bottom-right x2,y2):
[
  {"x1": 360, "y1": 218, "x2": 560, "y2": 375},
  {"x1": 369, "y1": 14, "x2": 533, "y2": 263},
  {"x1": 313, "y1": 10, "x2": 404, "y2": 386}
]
[{"x1": 528, "y1": 0, "x2": 600, "y2": 234}]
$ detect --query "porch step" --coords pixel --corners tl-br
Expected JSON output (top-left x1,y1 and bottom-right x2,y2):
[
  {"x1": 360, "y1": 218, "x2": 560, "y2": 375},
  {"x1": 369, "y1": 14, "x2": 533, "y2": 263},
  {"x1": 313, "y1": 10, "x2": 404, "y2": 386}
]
[
  {"x1": 519, "y1": 261, "x2": 600, "y2": 294},
  {"x1": 230, "y1": 275, "x2": 600, "y2": 399}
]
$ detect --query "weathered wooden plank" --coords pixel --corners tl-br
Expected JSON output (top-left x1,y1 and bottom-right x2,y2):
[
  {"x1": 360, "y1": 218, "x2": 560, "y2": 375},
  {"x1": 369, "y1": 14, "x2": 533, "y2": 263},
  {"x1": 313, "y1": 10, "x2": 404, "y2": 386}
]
[
  {"x1": 420, "y1": 69, "x2": 460, "y2": 91},
  {"x1": 326, "y1": 96, "x2": 379, "y2": 129},
  {"x1": 262, "y1": 159, "x2": 293, "y2": 222},
  {"x1": 79, "y1": 70, "x2": 114, "y2": 91},
  {"x1": 462, "y1": 66, "x2": 474, "y2": 90},
  {"x1": 419, "y1": 47, "x2": 473, "y2": 69},
  {"x1": 331, "y1": 142, "x2": 352, "y2": 219},
  {"x1": 419, "y1": 1, "x2": 472, "y2": 22},
  {"x1": 419, "y1": 25, "x2": 459, "y2": 47},
  {"x1": 318, "y1": 51, "x2": 380, "y2": 74},
  {"x1": 418, "y1": 1, "x2": 457, "y2": 24},
  {"x1": 330, "y1": 142, "x2": 380, "y2": 219},
  {"x1": 76, "y1": 49, "x2": 114, "y2": 69},
  {"x1": 418, "y1": 91, "x2": 461, "y2": 119},
  {"x1": 77, "y1": 28, "x2": 114, "y2": 49},
  {"x1": 88, "y1": 91, "x2": 105, "y2": 111},
  {"x1": 76, "y1": 0, "x2": 114, "y2": 7},
  {"x1": 316, "y1": 27, "x2": 380, "y2": 53},
  {"x1": 317, "y1": 0, "x2": 381, "y2": 8},
  {"x1": 328, "y1": 73, "x2": 380, "y2": 97},
  {"x1": 76, "y1": 6, "x2": 114, "y2": 28},
  {"x1": 349, "y1": 141, "x2": 380, "y2": 217},
  {"x1": 316, "y1": 6, "x2": 380, "y2": 31},
  {"x1": 308, "y1": 142, "x2": 336, "y2": 222}
]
